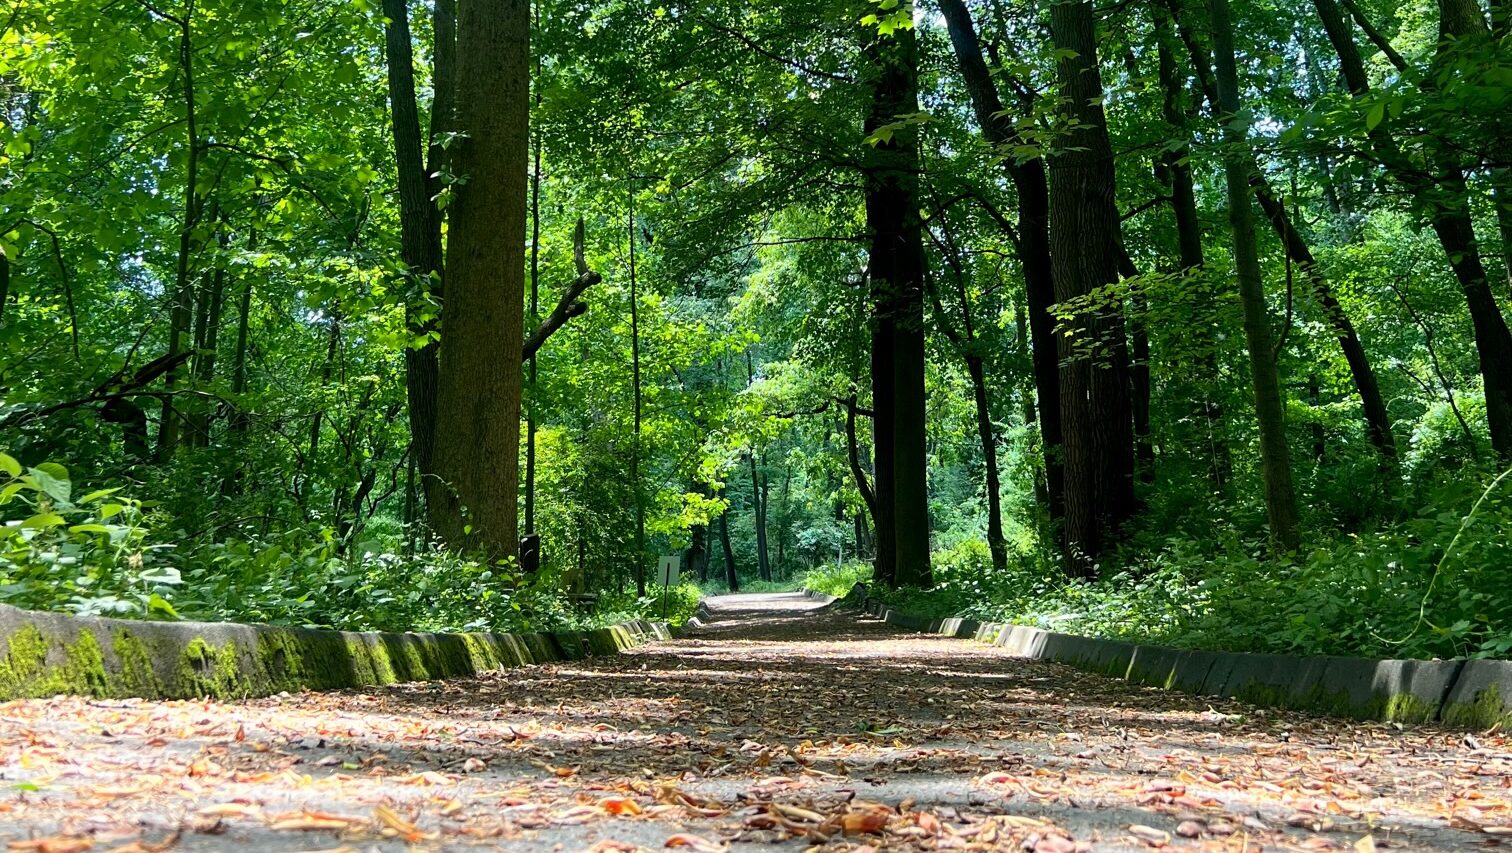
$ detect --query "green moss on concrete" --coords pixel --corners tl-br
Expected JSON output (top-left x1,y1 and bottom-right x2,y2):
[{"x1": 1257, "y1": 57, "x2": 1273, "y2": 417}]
[
  {"x1": 0, "y1": 625, "x2": 53, "y2": 696},
  {"x1": 112, "y1": 630, "x2": 164, "y2": 697},
  {"x1": 0, "y1": 626, "x2": 115, "y2": 698},
  {"x1": 1, "y1": 601, "x2": 666, "y2": 701},
  {"x1": 1442, "y1": 682, "x2": 1507, "y2": 729},
  {"x1": 177, "y1": 637, "x2": 246, "y2": 698}
]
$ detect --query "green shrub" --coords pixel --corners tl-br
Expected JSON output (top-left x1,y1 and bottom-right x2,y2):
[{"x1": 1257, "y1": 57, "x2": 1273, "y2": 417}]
[{"x1": 798, "y1": 560, "x2": 872, "y2": 597}]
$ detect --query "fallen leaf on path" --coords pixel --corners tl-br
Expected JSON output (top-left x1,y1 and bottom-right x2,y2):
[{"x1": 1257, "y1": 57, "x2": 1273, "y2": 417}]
[
  {"x1": 663, "y1": 833, "x2": 724, "y2": 852},
  {"x1": 8, "y1": 840, "x2": 93, "y2": 853}
]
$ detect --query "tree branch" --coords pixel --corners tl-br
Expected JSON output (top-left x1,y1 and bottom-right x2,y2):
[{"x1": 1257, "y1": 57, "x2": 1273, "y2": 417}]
[{"x1": 521, "y1": 218, "x2": 601, "y2": 361}]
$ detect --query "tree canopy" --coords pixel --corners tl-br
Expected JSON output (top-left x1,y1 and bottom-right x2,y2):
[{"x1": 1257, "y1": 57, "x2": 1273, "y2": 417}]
[{"x1": 1, "y1": 0, "x2": 1510, "y2": 659}]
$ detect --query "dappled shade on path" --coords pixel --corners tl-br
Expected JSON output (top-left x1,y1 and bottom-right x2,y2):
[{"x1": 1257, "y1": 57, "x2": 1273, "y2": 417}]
[{"x1": 2, "y1": 593, "x2": 1508, "y2": 851}]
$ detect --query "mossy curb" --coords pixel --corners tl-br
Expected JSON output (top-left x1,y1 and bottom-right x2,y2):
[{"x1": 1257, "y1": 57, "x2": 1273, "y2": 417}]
[
  {"x1": 859, "y1": 595, "x2": 1508, "y2": 730},
  {"x1": 0, "y1": 603, "x2": 668, "y2": 701}
]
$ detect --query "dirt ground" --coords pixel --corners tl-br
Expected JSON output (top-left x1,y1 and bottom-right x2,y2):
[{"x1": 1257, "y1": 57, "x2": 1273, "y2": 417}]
[{"x1": 2, "y1": 592, "x2": 1509, "y2": 852}]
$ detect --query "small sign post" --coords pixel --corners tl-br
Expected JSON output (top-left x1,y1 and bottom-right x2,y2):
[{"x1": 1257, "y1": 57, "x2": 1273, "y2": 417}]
[{"x1": 656, "y1": 555, "x2": 680, "y2": 619}]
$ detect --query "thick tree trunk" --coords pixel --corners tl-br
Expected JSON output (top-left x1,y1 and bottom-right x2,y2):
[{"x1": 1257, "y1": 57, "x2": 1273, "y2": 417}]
[
  {"x1": 1211, "y1": 0, "x2": 1301, "y2": 550},
  {"x1": 430, "y1": 0, "x2": 530, "y2": 558},
  {"x1": 937, "y1": 0, "x2": 1063, "y2": 522},
  {"x1": 864, "y1": 22, "x2": 931, "y2": 588},
  {"x1": 1047, "y1": 0, "x2": 1137, "y2": 574}
]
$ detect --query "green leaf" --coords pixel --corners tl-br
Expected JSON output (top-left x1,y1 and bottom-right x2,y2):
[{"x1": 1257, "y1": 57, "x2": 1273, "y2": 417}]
[
  {"x1": 68, "y1": 524, "x2": 113, "y2": 535},
  {"x1": 0, "y1": 452, "x2": 20, "y2": 478},
  {"x1": 21, "y1": 512, "x2": 66, "y2": 529},
  {"x1": 30, "y1": 464, "x2": 71, "y2": 504},
  {"x1": 1364, "y1": 101, "x2": 1386, "y2": 132}
]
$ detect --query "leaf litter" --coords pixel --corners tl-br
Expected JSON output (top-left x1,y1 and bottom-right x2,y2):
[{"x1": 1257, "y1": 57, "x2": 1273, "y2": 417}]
[{"x1": 0, "y1": 593, "x2": 1507, "y2": 851}]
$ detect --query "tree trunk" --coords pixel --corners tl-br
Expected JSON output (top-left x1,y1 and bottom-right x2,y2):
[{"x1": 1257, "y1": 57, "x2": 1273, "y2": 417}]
[
  {"x1": 776, "y1": 463, "x2": 791, "y2": 578},
  {"x1": 628, "y1": 184, "x2": 647, "y2": 596},
  {"x1": 382, "y1": 0, "x2": 444, "y2": 516},
  {"x1": 840, "y1": 391, "x2": 879, "y2": 541},
  {"x1": 186, "y1": 225, "x2": 227, "y2": 448},
  {"x1": 749, "y1": 453, "x2": 770, "y2": 581},
  {"x1": 524, "y1": 68, "x2": 542, "y2": 537},
  {"x1": 228, "y1": 235, "x2": 255, "y2": 440},
  {"x1": 1155, "y1": 7, "x2": 1229, "y2": 487},
  {"x1": 430, "y1": 0, "x2": 530, "y2": 558},
  {"x1": 1047, "y1": 0, "x2": 1137, "y2": 574},
  {"x1": 718, "y1": 496, "x2": 739, "y2": 592},
  {"x1": 937, "y1": 0, "x2": 1063, "y2": 521},
  {"x1": 1171, "y1": 0, "x2": 1396, "y2": 462},
  {"x1": 1311, "y1": 0, "x2": 1512, "y2": 459},
  {"x1": 156, "y1": 9, "x2": 202, "y2": 462},
  {"x1": 864, "y1": 21, "x2": 931, "y2": 588},
  {"x1": 1211, "y1": 0, "x2": 1301, "y2": 550},
  {"x1": 686, "y1": 527, "x2": 709, "y2": 584},
  {"x1": 924, "y1": 218, "x2": 1008, "y2": 578},
  {"x1": 964, "y1": 355, "x2": 1008, "y2": 575}
]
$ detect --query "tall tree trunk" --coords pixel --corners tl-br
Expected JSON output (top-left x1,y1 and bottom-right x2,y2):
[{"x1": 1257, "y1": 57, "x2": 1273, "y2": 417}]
[
  {"x1": 383, "y1": 0, "x2": 445, "y2": 519},
  {"x1": 156, "y1": 6, "x2": 202, "y2": 462},
  {"x1": 687, "y1": 480, "x2": 710, "y2": 583},
  {"x1": 1211, "y1": 0, "x2": 1301, "y2": 550},
  {"x1": 1048, "y1": 0, "x2": 1137, "y2": 574},
  {"x1": 1170, "y1": 0, "x2": 1396, "y2": 461},
  {"x1": 840, "y1": 391, "x2": 879, "y2": 541},
  {"x1": 688, "y1": 522, "x2": 709, "y2": 583},
  {"x1": 430, "y1": 0, "x2": 530, "y2": 558},
  {"x1": 1310, "y1": 0, "x2": 1512, "y2": 459},
  {"x1": 964, "y1": 355, "x2": 1009, "y2": 574},
  {"x1": 937, "y1": 0, "x2": 1063, "y2": 521},
  {"x1": 749, "y1": 453, "x2": 771, "y2": 582},
  {"x1": 864, "y1": 21, "x2": 931, "y2": 588},
  {"x1": 628, "y1": 183, "x2": 647, "y2": 596},
  {"x1": 869, "y1": 328, "x2": 897, "y2": 586},
  {"x1": 524, "y1": 0, "x2": 542, "y2": 536},
  {"x1": 1155, "y1": 7, "x2": 1229, "y2": 487},
  {"x1": 185, "y1": 222, "x2": 227, "y2": 448},
  {"x1": 924, "y1": 218, "x2": 1008, "y2": 577},
  {"x1": 228, "y1": 230, "x2": 255, "y2": 441},
  {"x1": 718, "y1": 493, "x2": 739, "y2": 592},
  {"x1": 776, "y1": 463, "x2": 791, "y2": 578}
]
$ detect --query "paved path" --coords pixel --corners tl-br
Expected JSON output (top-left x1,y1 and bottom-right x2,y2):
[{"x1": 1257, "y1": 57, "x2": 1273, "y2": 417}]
[{"x1": 2, "y1": 593, "x2": 1508, "y2": 852}]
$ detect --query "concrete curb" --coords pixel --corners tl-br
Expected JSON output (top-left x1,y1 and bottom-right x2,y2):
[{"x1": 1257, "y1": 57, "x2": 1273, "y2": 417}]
[
  {"x1": 857, "y1": 595, "x2": 1509, "y2": 729},
  {"x1": 0, "y1": 602, "x2": 670, "y2": 702}
]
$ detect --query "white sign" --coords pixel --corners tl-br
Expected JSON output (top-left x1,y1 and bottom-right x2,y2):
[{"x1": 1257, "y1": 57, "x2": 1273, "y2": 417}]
[{"x1": 656, "y1": 554, "x2": 680, "y2": 587}]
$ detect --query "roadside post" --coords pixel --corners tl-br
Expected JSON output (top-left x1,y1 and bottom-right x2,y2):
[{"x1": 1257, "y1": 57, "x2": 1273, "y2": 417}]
[{"x1": 656, "y1": 555, "x2": 680, "y2": 619}]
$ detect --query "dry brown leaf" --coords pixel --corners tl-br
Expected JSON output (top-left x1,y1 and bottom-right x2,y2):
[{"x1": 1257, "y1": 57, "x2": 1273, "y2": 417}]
[
  {"x1": 840, "y1": 811, "x2": 888, "y2": 835},
  {"x1": 8, "y1": 839, "x2": 94, "y2": 853},
  {"x1": 663, "y1": 833, "x2": 724, "y2": 852}
]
